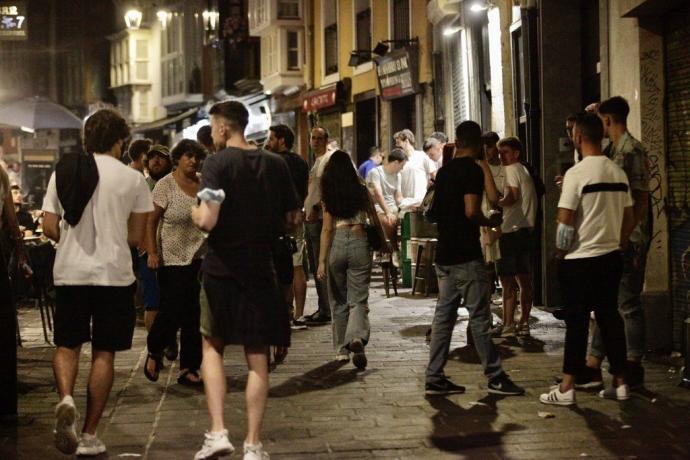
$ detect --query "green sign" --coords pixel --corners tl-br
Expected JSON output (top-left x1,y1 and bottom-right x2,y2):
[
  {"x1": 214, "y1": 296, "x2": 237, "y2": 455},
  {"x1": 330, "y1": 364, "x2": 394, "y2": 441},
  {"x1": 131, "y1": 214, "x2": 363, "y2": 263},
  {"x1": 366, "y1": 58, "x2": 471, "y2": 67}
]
[{"x1": 0, "y1": 2, "x2": 27, "y2": 40}]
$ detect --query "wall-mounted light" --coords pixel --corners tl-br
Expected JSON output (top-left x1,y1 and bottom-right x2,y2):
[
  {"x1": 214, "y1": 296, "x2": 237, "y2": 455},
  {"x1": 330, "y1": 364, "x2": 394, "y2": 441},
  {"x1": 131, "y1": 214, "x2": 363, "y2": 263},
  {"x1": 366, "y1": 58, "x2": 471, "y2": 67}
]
[
  {"x1": 202, "y1": 9, "x2": 220, "y2": 32},
  {"x1": 157, "y1": 9, "x2": 172, "y2": 30},
  {"x1": 469, "y1": 1, "x2": 495, "y2": 13},
  {"x1": 124, "y1": 8, "x2": 143, "y2": 30},
  {"x1": 348, "y1": 50, "x2": 373, "y2": 67},
  {"x1": 443, "y1": 14, "x2": 462, "y2": 36}
]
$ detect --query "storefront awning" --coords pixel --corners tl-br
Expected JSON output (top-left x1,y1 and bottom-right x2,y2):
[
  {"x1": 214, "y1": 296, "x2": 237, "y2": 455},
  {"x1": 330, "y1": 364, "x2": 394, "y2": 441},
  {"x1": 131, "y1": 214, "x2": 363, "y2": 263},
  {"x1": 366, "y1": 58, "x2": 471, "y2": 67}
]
[{"x1": 131, "y1": 107, "x2": 199, "y2": 133}]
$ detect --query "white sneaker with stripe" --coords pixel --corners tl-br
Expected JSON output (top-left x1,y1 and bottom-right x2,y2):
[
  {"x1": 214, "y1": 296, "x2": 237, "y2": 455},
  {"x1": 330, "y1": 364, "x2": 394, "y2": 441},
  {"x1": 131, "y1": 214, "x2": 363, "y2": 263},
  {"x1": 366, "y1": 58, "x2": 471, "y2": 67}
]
[{"x1": 539, "y1": 386, "x2": 576, "y2": 406}]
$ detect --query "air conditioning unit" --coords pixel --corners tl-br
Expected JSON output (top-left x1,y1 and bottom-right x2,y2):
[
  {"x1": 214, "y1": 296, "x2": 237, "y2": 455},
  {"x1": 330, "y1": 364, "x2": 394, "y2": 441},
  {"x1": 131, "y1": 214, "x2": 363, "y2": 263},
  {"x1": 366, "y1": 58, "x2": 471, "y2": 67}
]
[{"x1": 426, "y1": 0, "x2": 463, "y2": 25}]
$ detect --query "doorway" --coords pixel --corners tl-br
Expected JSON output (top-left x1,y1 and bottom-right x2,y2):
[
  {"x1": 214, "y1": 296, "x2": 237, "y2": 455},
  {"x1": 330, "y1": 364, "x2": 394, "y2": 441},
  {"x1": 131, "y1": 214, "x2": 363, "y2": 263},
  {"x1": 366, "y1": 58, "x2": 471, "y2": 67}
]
[{"x1": 355, "y1": 97, "x2": 377, "y2": 166}]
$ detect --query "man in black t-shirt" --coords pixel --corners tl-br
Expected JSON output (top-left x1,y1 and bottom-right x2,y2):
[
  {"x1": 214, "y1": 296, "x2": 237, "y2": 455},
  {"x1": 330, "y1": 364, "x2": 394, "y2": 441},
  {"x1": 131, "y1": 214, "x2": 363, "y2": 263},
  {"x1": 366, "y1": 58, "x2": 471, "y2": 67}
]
[
  {"x1": 191, "y1": 101, "x2": 300, "y2": 460},
  {"x1": 266, "y1": 124, "x2": 310, "y2": 329},
  {"x1": 425, "y1": 121, "x2": 524, "y2": 397}
]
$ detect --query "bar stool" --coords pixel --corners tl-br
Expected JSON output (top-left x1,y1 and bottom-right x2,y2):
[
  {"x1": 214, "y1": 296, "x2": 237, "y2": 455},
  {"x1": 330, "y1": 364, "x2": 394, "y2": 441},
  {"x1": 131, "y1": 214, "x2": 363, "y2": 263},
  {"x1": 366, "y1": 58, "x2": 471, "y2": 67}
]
[
  {"x1": 412, "y1": 238, "x2": 437, "y2": 296},
  {"x1": 380, "y1": 255, "x2": 398, "y2": 298}
]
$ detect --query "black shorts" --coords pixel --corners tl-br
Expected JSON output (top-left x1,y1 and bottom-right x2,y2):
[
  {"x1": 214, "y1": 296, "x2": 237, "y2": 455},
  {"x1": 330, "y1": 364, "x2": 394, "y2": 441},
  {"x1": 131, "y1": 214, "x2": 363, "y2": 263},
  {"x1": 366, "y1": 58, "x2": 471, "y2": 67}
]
[
  {"x1": 496, "y1": 228, "x2": 532, "y2": 277},
  {"x1": 54, "y1": 284, "x2": 136, "y2": 352}
]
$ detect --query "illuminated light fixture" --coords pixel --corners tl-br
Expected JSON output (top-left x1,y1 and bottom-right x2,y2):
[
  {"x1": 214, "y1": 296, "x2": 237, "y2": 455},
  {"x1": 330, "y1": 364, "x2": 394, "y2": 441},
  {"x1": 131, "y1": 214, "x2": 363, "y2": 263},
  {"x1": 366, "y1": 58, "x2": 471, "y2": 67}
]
[
  {"x1": 157, "y1": 9, "x2": 172, "y2": 30},
  {"x1": 202, "y1": 9, "x2": 220, "y2": 31},
  {"x1": 443, "y1": 24, "x2": 462, "y2": 36},
  {"x1": 20, "y1": 126, "x2": 34, "y2": 134},
  {"x1": 470, "y1": 1, "x2": 494, "y2": 13},
  {"x1": 124, "y1": 8, "x2": 143, "y2": 30}
]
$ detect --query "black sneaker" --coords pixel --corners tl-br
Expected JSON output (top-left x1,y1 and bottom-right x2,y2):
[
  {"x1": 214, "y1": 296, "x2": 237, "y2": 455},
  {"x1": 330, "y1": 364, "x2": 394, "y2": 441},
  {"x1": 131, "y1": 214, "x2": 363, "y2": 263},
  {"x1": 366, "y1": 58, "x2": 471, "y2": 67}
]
[
  {"x1": 350, "y1": 339, "x2": 367, "y2": 370},
  {"x1": 425, "y1": 379, "x2": 466, "y2": 395},
  {"x1": 305, "y1": 311, "x2": 331, "y2": 324},
  {"x1": 488, "y1": 374, "x2": 525, "y2": 395},
  {"x1": 626, "y1": 362, "x2": 645, "y2": 389}
]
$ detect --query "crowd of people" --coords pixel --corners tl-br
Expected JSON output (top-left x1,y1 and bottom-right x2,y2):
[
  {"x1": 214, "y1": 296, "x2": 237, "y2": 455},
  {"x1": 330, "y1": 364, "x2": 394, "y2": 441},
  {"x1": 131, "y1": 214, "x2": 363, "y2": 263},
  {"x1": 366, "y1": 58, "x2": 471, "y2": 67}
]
[{"x1": 0, "y1": 93, "x2": 653, "y2": 459}]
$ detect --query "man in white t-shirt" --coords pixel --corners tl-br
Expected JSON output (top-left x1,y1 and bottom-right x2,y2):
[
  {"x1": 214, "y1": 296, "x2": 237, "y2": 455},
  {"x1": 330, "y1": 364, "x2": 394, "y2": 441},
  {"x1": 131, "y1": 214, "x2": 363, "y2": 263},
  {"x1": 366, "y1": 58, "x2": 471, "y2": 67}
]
[
  {"x1": 394, "y1": 129, "x2": 437, "y2": 210},
  {"x1": 480, "y1": 132, "x2": 505, "y2": 264},
  {"x1": 540, "y1": 112, "x2": 634, "y2": 406},
  {"x1": 366, "y1": 148, "x2": 406, "y2": 246},
  {"x1": 495, "y1": 137, "x2": 537, "y2": 337},
  {"x1": 423, "y1": 137, "x2": 444, "y2": 171},
  {"x1": 42, "y1": 109, "x2": 153, "y2": 456}
]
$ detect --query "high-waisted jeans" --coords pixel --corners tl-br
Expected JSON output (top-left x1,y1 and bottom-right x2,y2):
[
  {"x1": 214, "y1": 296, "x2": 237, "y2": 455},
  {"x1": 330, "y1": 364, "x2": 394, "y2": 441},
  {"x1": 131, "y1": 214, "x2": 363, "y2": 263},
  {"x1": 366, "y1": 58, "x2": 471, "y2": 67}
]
[{"x1": 327, "y1": 229, "x2": 372, "y2": 354}]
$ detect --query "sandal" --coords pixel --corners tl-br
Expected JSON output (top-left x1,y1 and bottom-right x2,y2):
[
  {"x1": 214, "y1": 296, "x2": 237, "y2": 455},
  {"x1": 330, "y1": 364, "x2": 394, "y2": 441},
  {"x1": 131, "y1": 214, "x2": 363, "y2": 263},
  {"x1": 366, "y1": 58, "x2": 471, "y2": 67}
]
[
  {"x1": 177, "y1": 369, "x2": 203, "y2": 387},
  {"x1": 144, "y1": 353, "x2": 163, "y2": 382}
]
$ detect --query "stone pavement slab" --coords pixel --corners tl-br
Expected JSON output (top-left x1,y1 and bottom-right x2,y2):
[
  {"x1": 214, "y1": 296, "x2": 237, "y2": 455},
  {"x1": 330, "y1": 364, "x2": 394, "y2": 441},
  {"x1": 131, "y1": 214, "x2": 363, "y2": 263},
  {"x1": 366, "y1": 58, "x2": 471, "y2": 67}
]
[{"x1": 2, "y1": 270, "x2": 689, "y2": 459}]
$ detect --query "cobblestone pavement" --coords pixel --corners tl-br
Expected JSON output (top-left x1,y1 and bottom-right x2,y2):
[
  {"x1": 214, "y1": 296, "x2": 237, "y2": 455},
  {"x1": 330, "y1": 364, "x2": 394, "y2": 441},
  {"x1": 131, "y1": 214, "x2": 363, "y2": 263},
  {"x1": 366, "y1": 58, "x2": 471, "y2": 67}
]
[{"x1": 2, "y1": 270, "x2": 690, "y2": 459}]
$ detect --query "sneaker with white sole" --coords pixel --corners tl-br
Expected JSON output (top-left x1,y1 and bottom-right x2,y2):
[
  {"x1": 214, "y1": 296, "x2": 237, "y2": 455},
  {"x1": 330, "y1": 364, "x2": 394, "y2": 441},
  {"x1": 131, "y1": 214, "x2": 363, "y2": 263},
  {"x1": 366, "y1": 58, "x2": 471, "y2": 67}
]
[
  {"x1": 76, "y1": 433, "x2": 106, "y2": 456},
  {"x1": 349, "y1": 339, "x2": 367, "y2": 370},
  {"x1": 517, "y1": 323, "x2": 530, "y2": 337},
  {"x1": 500, "y1": 324, "x2": 517, "y2": 338},
  {"x1": 539, "y1": 386, "x2": 575, "y2": 406},
  {"x1": 335, "y1": 352, "x2": 350, "y2": 362},
  {"x1": 54, "y1": 395, "x2": 79, "y2": 454},
  {"x1": 244, "y1": 441, "x2": 270, "y2": 460},
  {"x1": 488, "y1": 373, "x2": 525, "y2": 396},
  {"x1": 194, "y1": 430, "x2": 235, "y2": 460},
  {"x1": 598, "y1": 384, "x2": 630, "y2": 401}
]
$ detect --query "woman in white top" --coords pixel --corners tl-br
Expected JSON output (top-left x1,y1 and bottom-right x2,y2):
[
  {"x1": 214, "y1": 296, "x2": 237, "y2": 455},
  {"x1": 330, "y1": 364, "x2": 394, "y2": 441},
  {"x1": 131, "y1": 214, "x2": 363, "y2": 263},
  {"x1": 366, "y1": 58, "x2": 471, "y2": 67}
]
[
  {"x1": 144, "y1": 140, "x2": 207, "y2": 386},
  {"x1": 317, "y1": 151, "x2": 384, "y2": 369}
]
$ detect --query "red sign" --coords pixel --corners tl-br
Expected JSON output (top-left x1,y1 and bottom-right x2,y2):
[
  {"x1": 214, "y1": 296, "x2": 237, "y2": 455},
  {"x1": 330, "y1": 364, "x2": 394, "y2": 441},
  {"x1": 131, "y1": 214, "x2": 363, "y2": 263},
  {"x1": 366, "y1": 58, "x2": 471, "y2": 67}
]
[{"x1": 302, "y1": 87, "x2": 337, "y2": 112}]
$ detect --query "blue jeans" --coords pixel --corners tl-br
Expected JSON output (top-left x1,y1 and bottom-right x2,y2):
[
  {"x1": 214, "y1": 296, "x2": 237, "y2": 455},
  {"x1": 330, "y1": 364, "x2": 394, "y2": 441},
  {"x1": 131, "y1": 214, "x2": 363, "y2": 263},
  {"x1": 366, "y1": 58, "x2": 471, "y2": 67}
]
[
  {"x1": 305, "y1": 221, "x2": 330, "y2": 317},
  {"x1": 426, "y1": 260, "x2": 503, "y2": 384},
  {"x1": 590, "y1": 242, "x2": 647, "y2": 361},
  {"x1": 327, "y1": 229, "x2": 372, "y2": 354}
]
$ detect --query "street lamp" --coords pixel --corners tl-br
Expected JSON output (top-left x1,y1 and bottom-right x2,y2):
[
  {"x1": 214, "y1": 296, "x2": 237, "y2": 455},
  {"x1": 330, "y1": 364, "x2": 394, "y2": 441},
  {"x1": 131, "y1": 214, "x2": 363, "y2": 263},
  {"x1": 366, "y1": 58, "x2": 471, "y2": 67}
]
[
  {"x1": 124, "y1": 8, "x2": 143, "y2": 30},
  {"x1": 202, "y1": 9, "x2": 220, "y2": 32},
  {"x1": 469, "y1": 1, "x2": 495, "y2": 13},
  {"x1": 157, "y1": 9, "x2": 172, "y2": 30}
]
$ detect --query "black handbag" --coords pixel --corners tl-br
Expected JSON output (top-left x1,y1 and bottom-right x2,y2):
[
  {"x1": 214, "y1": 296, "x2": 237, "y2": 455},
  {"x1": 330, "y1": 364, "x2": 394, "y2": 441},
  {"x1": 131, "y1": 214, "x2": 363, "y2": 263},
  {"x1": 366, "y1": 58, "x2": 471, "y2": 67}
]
[{"x1": 365, "y1": 193, "x2": 388, "y2": 252}]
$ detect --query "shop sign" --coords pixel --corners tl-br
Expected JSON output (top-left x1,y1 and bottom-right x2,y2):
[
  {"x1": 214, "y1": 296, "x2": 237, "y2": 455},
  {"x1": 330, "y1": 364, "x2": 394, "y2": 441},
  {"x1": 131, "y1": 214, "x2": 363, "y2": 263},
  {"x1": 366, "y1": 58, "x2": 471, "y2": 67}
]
[
  {"x1": 375, "y1": 47, "x2": 420, "y2": 101},
  {"x1": 0, "y1": 2, "x2": 27, "y2": 40},
  {"x1": 302, "y1": 87, "x2": 338, "y2": 112}
]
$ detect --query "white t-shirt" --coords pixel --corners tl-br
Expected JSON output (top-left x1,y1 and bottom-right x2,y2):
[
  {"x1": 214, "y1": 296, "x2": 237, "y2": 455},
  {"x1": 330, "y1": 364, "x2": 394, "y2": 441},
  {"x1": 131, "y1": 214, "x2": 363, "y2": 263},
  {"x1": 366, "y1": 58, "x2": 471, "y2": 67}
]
[
  {"x1": 400, "y1": 149, "x2": 436, "y2": 207},
  {"x1": 42, "y1": 154, "x2": 154, "y2": 286},
  {"x1": 366, "y1": 165, "x2": 400, "y2": 214},
  {"x1": 483, "y1": 163, "x2": 505, "y2": 216},
  {"x1": 558, "y1": 155, "x2": 632, "y2": 260},
  {"x1": 501, "y1": 162, "x2": 537, "y2": 233}
]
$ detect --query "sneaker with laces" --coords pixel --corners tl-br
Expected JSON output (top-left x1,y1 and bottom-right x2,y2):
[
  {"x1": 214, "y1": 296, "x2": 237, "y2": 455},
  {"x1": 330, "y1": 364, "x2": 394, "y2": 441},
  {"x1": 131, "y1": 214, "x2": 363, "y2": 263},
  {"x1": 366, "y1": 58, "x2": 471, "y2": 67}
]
[
  {"x1": 488, "y1": 374, "x2": 525, "y2": 395},
  {"x1": 517, "y1": 323, "x2": 530, "y2": 337},
  {"x1": 194, "y1": 430, "x2": 234, "y2": 460},
  {"x1": 425, "y1": 378, "x2": 466, "y2": 395},
  {"x1": 335, "y1": 352, "x2": 350, "y2": 362},
  {"x1": 349, "y1": 339, "x2": 367, "y2": 370},
  {"x1": 290, "y1": 318, "x2": 308, "y2": 330},
  {"x1": 76, "y1": 433, "x2": 106, "y2": 456},
  {"x1": 54, "y1": 395, "x2": 79, "y2": 454},
  {"x1": 540, "y1": 386, "x2": 575, "y2": 406},
  {"x1": 500, "y1": 324, "x2": 517, "y2": 338},
  {"x1": 244, "y1": 441, "x2": 270, "y2": 460},
  {"x1": 598, "y1": 384, "x2": 630, "y2": 401},
  {"x1": 305, "y1": 311, "x2": 331, "y2": 324}
]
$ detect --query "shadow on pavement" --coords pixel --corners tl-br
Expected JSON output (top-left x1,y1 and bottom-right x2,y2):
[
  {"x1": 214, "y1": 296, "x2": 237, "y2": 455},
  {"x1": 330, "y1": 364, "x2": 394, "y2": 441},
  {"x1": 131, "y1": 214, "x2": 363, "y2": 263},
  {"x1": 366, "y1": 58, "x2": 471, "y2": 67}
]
[
  {"x1": 449, "y1": 343, "x2": 517, "y2": 364},
  {"x1": 426, "y1": 394, "x2": 524, "y2": 455},
  {"x1": 268, "y1": 361, "x2": 366, "y2": 397}
]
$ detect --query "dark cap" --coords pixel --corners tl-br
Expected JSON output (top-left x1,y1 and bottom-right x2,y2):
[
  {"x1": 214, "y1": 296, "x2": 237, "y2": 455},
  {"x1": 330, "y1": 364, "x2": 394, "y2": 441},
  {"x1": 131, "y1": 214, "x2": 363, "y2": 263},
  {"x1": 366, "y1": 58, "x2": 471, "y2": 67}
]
[{"x1": 147, "y1": 144, "x2": 171, "y2": 159}]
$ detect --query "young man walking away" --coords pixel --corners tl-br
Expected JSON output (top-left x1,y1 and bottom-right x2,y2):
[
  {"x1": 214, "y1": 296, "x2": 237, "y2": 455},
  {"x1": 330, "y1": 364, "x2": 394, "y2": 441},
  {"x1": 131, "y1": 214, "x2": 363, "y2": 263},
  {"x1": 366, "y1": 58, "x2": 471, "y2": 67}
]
[
  {"x1": 42, "y1": 109, "x2": 153, "y2": 456},
  {"x1": 540, "y1": 112, "x2": 634, "y2": 406},
  {"x1": 424, "y1": 121, "x2": 524, "y2": 397},
  {"x1": 192, "y1": 101, "x2": 300, "y2": 460}
]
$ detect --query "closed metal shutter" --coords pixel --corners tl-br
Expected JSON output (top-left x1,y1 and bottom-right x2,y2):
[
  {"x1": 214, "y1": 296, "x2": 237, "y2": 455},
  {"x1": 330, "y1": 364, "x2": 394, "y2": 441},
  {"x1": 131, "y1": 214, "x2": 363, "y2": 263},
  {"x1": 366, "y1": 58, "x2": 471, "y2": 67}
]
[
  {"x1": 448, "y1": 34, "x2": 468, "y2": 129},
  {"x1": 665, "y1": 6, "x2": 690, "y2": 350}
]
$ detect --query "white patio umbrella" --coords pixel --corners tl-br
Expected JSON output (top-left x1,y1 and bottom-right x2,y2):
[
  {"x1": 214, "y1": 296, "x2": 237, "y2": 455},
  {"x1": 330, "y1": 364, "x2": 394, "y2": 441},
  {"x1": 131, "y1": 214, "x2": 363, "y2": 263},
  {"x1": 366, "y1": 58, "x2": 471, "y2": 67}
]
[{"x1": 0, "y1": 96, "x2": 82, "y2": 130}]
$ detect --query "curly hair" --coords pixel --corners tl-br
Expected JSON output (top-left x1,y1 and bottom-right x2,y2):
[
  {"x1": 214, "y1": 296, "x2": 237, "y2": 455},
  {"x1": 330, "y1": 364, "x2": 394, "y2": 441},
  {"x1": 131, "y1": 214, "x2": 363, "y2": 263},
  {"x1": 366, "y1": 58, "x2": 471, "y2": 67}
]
[
  {"x1": 83, "y1": 109, "x2": 130, "y2": 154},
  {"x1": 321, "y1": 150, "x2": 369, "y2": 219},
  {"x1": 128, "y1": 138, "x2": 152, "y2": 162},
  {"x1": 170, "y1": 139, "x2": 207, "y2": 165}
]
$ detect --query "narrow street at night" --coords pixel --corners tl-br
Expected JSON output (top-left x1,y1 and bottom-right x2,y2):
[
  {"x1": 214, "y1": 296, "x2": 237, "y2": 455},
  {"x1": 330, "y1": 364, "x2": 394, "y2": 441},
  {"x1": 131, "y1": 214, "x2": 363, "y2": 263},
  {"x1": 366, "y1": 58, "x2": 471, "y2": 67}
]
[{"x1": 4, "y1": 275, "x2": 689, "y2": 460}]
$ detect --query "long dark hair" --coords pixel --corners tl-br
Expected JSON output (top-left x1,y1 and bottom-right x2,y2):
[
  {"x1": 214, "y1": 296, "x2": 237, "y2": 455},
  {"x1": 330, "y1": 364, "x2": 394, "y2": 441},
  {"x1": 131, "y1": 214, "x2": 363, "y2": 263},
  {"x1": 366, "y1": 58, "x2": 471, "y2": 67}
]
[{"x1": 321, "y1": 150, "x2": 368, "y2": 219}]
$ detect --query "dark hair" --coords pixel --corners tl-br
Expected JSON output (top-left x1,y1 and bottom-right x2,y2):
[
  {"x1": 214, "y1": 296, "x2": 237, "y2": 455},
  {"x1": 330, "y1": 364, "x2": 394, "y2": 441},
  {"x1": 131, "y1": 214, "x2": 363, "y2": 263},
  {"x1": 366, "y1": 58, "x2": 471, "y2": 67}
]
[
  {"x1": 497, "y1": 136, "x2": 523, "y2": 153},
  {"x1": 387, "y1": 148, "x2": 407, "y2": 163},
  {"x1": 312, "y1": 126, "x2": 329, "y2": 139},
  {"x1": 566, "y1": 113, "x2": 578, "y2": 122},
  {"x1": 369, "y1": 146, "x2": 381, "y2": 157},
  {"x1": 10, "y1": 184, "x2": 20, "y2": 191},
  {"x1": 321, "y1": 150, "x2": 369, "y2": 219},
  {"x1": 430, "y1": 131, "x2": 448, "y2": 143},
  {"x1": 598, "y1": 96, "x2": 630, "y2": 124},
  {"x1": 481, "y1": 131, "x2": 500, "y2": 145},
  {"x1": 83, "y1": 109, "x2": 130, "y2": 154},
  {"x1": 197, "y1": 125, "x2": 213, "y2": 148},
  {"x1": 171, "y1": 139, "x2": 207, "y2": 164},
  {"x1": 455, "y1": 121, "x2": 482, "y2": 149},
  {"x1": 270, "y1": 124, "x2": 295, "y2": 150},
  {"x1": 128, "y1": 139, "x2": 152, "y2": 162},
  {"x1": 574, "y1": 112, "x2": 604, "y2": 144},
  {"x1": 209, "y1": 101, "x2": 249, "y2": 131}
]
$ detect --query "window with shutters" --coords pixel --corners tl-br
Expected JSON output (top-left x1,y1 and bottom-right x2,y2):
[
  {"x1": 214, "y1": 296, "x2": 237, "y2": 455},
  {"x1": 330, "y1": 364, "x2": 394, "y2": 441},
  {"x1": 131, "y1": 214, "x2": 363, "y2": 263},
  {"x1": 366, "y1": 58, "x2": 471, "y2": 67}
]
[
  {"x1": 135, "y1": 39, "x2": 148, "y2": 81},
  {"x1": 161, "y1": 13, "x2": 184, "y2": 97},
  {"x1": 391, "y1": 0, "x2": 410, "y2": 47},
  {"x1": 323, "y1": 0, "x2": 338, "y2": 76},
  {"x1": 354, "y1": 0, "x2": 371, "y2": 62},
  {"x1": 448, "y1": 33, "x2": 469, "y2": 128},
  {"x1": 286, "y1": 30, "x2": 300, "y2": 70},
  {"x1": 278, "y1": 0, "x2": 300, "y2": 19}
]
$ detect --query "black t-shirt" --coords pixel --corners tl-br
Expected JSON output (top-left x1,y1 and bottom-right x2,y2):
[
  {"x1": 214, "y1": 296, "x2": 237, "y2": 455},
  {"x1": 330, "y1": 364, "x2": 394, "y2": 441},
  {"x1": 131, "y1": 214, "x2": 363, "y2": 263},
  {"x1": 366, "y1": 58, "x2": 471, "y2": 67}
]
[
  {"x1": 431, "y1": 156, "x2": 484, "y2": 265},
  {"x1": 200, "y1": 147, "x2": 299, "y2": 279},
  {"x1": 278, "y1": 151, "x2": 309, "y2": 207}
]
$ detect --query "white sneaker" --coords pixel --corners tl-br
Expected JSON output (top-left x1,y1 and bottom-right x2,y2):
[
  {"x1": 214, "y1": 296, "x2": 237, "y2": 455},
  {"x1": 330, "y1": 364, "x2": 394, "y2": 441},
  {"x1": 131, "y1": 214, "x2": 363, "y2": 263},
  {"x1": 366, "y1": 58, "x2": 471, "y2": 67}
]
[
  {"x1": 598, "y1": 384, "x2": 630, "y2": 401},
  {"x1": 539, "y1": 386, "x2": 575, "y2": 406},
  {"x1": 244, "y1": 441, "x2": 270, "y2": 460},
  {"x1": 335, "y1": 353, "x2": 350, "y2": 362},
  {"x1": 500, "y1": 324, "x2": 517, "y2": 338},
  {"x1": 194, "y1": 430, "x2": 235, "y2": 460},
  {"x1": 54, "y1": 395, "x2": 79, "y2": 454},
  {"x1": 76, "y1": 433, "x2": 106, "y2": 456}
]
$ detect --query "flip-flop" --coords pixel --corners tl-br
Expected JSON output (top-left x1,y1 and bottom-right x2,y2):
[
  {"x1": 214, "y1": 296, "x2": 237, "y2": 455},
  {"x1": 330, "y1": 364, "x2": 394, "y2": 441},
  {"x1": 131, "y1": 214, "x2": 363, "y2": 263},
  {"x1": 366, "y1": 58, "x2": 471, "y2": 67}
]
[
  {"x1": 143, "y1": 353, "x2": 162, "y2": 382},
  {"x1": 177, "y1": 369, "x2": 203, "y2": 387}
]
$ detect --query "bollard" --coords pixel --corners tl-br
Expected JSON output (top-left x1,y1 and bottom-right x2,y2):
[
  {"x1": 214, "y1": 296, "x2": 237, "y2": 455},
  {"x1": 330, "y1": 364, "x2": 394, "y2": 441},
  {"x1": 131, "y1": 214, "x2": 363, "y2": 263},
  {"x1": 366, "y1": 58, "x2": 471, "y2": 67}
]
[{"x1": 681, "y1": 317, "x2": 690, "y2": 389}]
